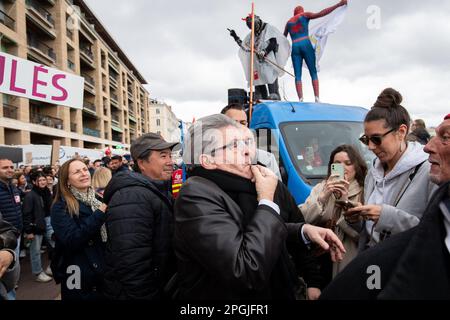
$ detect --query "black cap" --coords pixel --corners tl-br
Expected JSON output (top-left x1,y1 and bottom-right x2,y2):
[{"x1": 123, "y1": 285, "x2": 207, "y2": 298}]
[{"x1": 131, "y1": 133, "x2": 180, "y2": 160}]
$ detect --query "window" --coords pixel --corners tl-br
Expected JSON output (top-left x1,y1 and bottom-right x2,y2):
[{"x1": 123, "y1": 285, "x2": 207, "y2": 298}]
[
  {"x1": 157, "y1": 131, "x2": 161, "y2": 135},
  {"x1": 281, "y1": 121, "x2": 374, "y2": 179},
  {"x1": 156, "y1": 109, "x2": 160, "y2": 114},
  {"x1": 156, "y1": 119, "x2": 161, "y2": 126}
]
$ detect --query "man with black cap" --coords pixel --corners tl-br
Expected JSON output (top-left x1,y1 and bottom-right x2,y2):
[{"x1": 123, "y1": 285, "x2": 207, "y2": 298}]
[{"x1": 102, "y1": 133, "x2": 179, "y2": 300}]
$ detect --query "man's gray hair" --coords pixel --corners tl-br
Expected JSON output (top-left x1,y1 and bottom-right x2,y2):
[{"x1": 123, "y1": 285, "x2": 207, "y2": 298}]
[{"x1": 183, "y1": 114, "x2": 240, "y2": 165}]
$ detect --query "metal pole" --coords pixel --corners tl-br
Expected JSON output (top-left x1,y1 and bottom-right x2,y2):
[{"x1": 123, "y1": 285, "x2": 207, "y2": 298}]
[{"x1": 248, "y1": 2, "x2": 255, "y2": 123}]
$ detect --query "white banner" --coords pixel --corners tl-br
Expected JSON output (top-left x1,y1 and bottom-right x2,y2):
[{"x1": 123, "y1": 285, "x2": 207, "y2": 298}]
[
  {"x1": 18, "y1": 145, "x2": 103, "y2": 166},
  {"x1": 0, "y1": 52, "x2": 84, "y2": 109}
]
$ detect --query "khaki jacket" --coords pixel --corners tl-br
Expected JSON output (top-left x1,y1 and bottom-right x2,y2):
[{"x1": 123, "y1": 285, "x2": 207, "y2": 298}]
[{"x1": 299, "y1": 180, "x2": 363, "y2": 277}]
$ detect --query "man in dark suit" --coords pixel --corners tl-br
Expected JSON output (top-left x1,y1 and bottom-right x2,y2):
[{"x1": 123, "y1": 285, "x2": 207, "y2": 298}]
[
  {"x1": 321, "y1": 114, "x2": 450, "y2": 300},
  {"x1": 174, "y1": 114, "x2": 345, "y2": 299}
]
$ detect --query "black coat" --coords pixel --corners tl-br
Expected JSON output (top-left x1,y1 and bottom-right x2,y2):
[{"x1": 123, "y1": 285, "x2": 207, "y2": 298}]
[
  {"x1": 320, "y1": 181, "x2": 450, "y2": 300},
  {"x1": 51, "y1": 198, "x2": 107, "y2": 300},
  {"x1": 0, "y1": 181, "x2": 22, "y2": 231},
  {"x1": 0, "y1": 212, "x2": 19, "y2": 250},
  {"x1": 22, "y1": 187, "x2": 51, "y2": 235},
  {"x1": 174, "y1": 174, "x2": 313, "y2": 300},
  {"x1": 102, "y1": 171, "x2": 175, "y2": 300}
]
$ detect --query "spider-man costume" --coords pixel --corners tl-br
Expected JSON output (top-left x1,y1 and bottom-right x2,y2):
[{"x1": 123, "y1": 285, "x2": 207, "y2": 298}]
[{"x1": 284, "y1": 0, "x2": 347, "y2": 102}]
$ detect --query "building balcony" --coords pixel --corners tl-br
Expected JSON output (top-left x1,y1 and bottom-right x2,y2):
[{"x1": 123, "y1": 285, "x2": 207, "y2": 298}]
[
  {"x1": 2, "y1": 103, "x2": 18, "y2": 120},
  {"x1": 129, "y1": 111, "x2": 136, "y2": 123},
  {"x1": 25, "y1": 0, "x2": 56, "y2": 39},
  {"x1": 67, "y1": 59, "x2": 75, "y2": 71},
  {"x1": 110, "y1": 92, "x2": 118, "y2": 103},
  {"x1": 108, "y1": 59, "x2": 120, "y2": 74},
  {"x1": 0, "y1": 9, "x2": 15, "y2": 30},
  {"x1": 83, "y1": 101, "x2": 97, "y2": 116},
  {"x1": 82, "y1": 73, "x2": 95, "y2": 92},
  {"x1": 112, "y1": 133, "x2": 122, "y2": 142},
  {"x1": 83, "y1": 127, "x2": 100, "y2": 138},
  {"x1": 30, "y1": 112, "x2": 63, "y2": 129},
  {"x1": 80, "y1": 46, "x2": 94, "y2": 61},
  {"x1": 111, "y1": 114, "x2": 120, "y2": 126},
  {"x1": 109, "y1": 74, "x2": 118, "y2": 88},
  {"x1": 66, "y1": 28, "x2": 73, "y2": 40},
  {"x1": 27, "y1": 35, "x2": 56, "y2": 63}
]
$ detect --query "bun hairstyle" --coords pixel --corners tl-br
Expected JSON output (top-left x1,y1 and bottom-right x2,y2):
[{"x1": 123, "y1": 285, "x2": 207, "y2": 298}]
[{"x1": 364, "y1": 88, "x2": 411, "y2": 134}]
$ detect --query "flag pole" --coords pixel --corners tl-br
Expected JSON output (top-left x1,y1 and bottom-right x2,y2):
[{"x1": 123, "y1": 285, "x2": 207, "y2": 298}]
[{"x1": 248, "y1": 2, "x2": 255, "y2": 123}]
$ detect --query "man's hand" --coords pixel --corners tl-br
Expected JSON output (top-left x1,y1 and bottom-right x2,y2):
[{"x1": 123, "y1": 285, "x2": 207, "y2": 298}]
[
  {"x1": 307, "y1": 287, "x2": 321, "y2": 300},
  {"x1": 340, "y1": 0, "x2": 348, "y2": 6},
  {"x1": 302, "y1": 224, "x2": 346, "y2": 262},
  {"x1": 0, "y1": 250, "x2": 14, "y2": 278},
  {"x1": 251, "y1": 165, "x2": 278, "y2": 202}
]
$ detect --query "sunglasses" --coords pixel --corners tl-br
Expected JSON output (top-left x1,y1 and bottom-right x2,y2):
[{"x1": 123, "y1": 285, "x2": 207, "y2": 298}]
[{"x1": 359, "y1": 128, "x2": 396, "y2": 146}]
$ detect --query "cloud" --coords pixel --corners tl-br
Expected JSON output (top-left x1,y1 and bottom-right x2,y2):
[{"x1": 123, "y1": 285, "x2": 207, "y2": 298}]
[{"x1": 85, "y1": 0, "x2": 450, "y2": 126}]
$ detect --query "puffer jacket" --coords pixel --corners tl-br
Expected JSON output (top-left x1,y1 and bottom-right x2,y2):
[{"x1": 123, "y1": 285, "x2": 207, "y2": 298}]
[
  {"x1": 0, "y1": 181, "x2": 22, "y2": 231},
  {"x1": 102, "y1": 171, "x2": 175, "y2": 300}
]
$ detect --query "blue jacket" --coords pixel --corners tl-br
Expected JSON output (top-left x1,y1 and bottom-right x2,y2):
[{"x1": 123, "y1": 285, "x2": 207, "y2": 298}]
[
  {"x1": 0, "y1": 181, "x2": 23, "y2": 232},
  {"x1": 51, "y1": 198, "x2": 107, "y2": 300}
]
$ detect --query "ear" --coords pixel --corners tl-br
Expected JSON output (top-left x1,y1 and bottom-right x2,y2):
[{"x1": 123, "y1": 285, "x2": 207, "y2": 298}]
[
  {"x1": 199, "y1": 154, "x2": 217, "y2": 170},
  {"x1": 398, "y1": 124, "x2": 408, "y2": 140},
  {"x1": 137, "y1": 159, "x2": 146, "y2": 172}
]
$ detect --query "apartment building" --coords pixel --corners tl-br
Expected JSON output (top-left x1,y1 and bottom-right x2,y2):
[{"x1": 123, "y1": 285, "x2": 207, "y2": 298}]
[
  {"x1": 0, "y1": 0, "x2": 152, "y2": 150},
  {"x1": 148, "y1": 99, "x2": 181, "y2": 143}
]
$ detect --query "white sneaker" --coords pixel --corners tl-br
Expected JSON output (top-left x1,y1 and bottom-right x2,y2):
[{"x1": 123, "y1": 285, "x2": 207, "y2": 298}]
[
  {"x1": 19, "y1": 249, "x2": 26, "y2": 258},
  {"x1": 45, "y1": 265, "x2": 53, "y2": 277},
  {"x1": 315, "y1": 96, "x2": 320, "y2": 103},
  {"x1": 35, "y1": 272, "x2": 53, "y2": 283}
]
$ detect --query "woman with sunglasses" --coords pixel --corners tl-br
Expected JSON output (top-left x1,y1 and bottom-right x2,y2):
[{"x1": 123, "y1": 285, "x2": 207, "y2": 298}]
[
  {"x1": 300, "y1": 144, "x2": 367, "y2": 288},
  {"x1": 345, "y1": 88, "x2": 436, "y2": 250}
]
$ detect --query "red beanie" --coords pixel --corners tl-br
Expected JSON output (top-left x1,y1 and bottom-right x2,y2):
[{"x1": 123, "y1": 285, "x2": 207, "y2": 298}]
[{"x1": 445, "y1": 114, "x2": 450, "y2": 120}]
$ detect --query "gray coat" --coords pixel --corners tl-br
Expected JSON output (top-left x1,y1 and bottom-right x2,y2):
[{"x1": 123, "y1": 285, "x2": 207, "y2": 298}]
[{"x1": 358, "y1": 142, "x2": 437, "y2": 250}]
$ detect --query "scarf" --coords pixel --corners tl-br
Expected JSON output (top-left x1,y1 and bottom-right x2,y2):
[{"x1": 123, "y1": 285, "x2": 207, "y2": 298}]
[
  {"x1": 189, "y1": 167, "x2": 258, "y2": 225},
  {"x1": 70, "y1": 186, "x2": 107, "y2": 242}
]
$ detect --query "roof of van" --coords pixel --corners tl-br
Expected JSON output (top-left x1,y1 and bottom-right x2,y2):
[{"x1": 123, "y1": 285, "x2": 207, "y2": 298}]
[{"x1": 250, "y1": 101, "x2": 369, "y2": 128}]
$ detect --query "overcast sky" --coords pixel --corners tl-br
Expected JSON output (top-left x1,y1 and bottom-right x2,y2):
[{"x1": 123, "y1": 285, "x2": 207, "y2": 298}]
[{"x1": 85, "y1": 0, "x2": 450, "y2": 127}]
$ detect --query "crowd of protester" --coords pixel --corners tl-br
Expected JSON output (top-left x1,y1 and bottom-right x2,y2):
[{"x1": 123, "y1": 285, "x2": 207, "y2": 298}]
[{"x1": 0, "y1": 87, "x2": 448, "y2": 300}]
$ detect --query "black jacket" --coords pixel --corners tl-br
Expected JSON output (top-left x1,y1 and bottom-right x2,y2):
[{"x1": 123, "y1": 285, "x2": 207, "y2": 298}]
[
  {"x1": 51, "y1": 198, "x2": 107, "y2": 300},
  {"x1": 22, "y1": 187, "x2": 51, "y2": 235},
  {"x1": 112, "y1": 164, "x2": 129, "y2": 176},
  {"x1": 0, "y1": 181, "x2": 22, "y2": 231},
  {"x1": 102, "y1": 171, "x2": 175, "y2": 300},
  {"x1": 321, "y1": 182, "x2": 450, "y2": 300},
  {"x1": 174, "y1": 173, "x2": 314, "y2": 300},
  {"x1": 0, "y1": 212, "x2": 19, "y2": 250}
]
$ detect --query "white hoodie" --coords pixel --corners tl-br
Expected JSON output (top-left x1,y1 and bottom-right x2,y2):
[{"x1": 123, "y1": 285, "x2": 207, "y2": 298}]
[{"x1": 361, "y1": 142, "x2": 436, "y2": 248}]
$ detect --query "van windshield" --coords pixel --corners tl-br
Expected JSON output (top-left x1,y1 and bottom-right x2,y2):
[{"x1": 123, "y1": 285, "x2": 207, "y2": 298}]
[{"x1": 280, "y1": 121, "x2": 374, "y2": 179}]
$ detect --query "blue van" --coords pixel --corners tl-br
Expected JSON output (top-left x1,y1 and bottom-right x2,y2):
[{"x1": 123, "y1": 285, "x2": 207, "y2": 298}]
[{"x1": 250, "y1": 101, "x2": 374, "y2": 205}]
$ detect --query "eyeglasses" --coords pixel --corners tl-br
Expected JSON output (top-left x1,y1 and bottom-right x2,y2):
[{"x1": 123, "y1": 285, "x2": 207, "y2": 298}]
[
  {"x1": 210, "y1": 138, "x2": 254, "y2": 156},
  {"x1": 359, "y1": 128, "x2": 396, "y2": 146}
]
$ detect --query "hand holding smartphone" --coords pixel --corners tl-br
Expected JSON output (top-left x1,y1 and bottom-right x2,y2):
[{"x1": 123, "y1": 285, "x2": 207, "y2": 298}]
[
  {"x1": 335, "y1": 199, "x2": 356, "y2": 211},
  {"x1": 330, "y1": 163, "x2": 345, "y2": 180}
]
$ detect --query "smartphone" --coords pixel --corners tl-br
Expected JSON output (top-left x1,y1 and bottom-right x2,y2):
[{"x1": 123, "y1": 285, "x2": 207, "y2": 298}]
[
  {"x1": 335, "y1": 200, "x2": 356, "y2": 211},
  {"x1": 330, "y1": 163, "x2": 344, "y2": 180}
]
